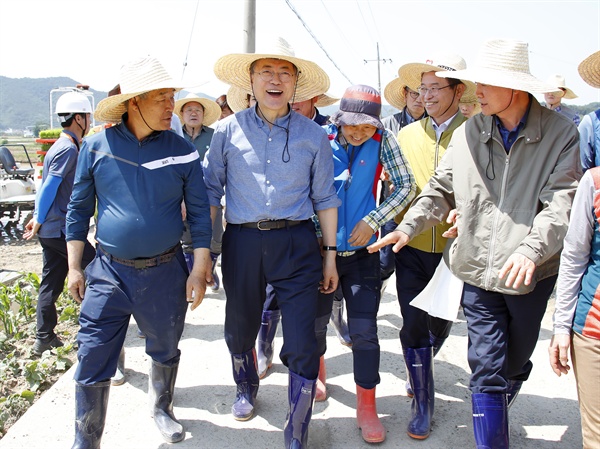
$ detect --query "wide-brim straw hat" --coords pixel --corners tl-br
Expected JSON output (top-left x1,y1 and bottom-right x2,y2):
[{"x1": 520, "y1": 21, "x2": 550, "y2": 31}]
[
  {"x1": 546, "y1": 74, "x2": 577, "y2": 99},
  {"x1": 226, "y1": 85, "x2": 252, "y2": 113},
  {"x1": 437, "y1": 39, "x2": 557, "y2": 94},
  {"x1": 315, "y1": 93, "x2": 339, "y2": 107},
  {"x1": 95, "y1": 56, "x2": 183, "y2": 123},
  {"x1": 398, "y1": 53, "x2": 477, "y2": 102},
  {"x1": 214, "y1": 37, "x2": 330, "y2": 102},
  {"x1": 579, "y1": 50, "x2": 600, "y2": 88},
  {"x1": 174, "y1": 93, "x2": 221, "y2": 127},
  {"x1": 384, "y1": 72, "x2": 421, "y2": 110},
  {"x1": 459, "y1": 91, "x2": 479, "y2": 104}
]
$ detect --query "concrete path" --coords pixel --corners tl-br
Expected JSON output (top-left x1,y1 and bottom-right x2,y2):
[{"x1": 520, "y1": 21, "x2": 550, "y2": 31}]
[{"x1": 0, "y1": 269, "x2": 583, "y2": 448}]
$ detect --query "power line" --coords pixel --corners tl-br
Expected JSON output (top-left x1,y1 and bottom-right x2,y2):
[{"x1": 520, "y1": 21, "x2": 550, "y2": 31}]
[
  {"x1": 319, "y1": 0, "x2": 359, "y2": 61},
  {"x1": 180, "y1": 0, "x2": 200, "y2": 85},
  {"x1": 284, "y1": 0, "x2": 353, "y2": 85}
]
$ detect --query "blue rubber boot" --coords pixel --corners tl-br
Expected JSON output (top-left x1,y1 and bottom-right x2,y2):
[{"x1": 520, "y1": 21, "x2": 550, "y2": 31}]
[
  {"x1": 330, "y1": 297, "x2": 352, "y2": 346},
  {"x1": 405, "y1": 347, "x2": 434, "y2": 439},
  {"x1": 429, "y1": 330, "x2": 447, "y2": 357},
  {"x1": 231, "y1": 349, "x2": 259, "y2": 421},
  {"x1": 257, "y1": 309, "x2": 281, "y2": 379},
  {"x1": 472, "y1": 393, "x2": 509, "y2": 449},
  {"x1": 284, "y1": 371, "x2": 317, "y2": 448},
  {"x1": 506, "y1": 380, "x2": 523, "y2": 410},
  {"x1": 406, "y1": 333, "x2": 446, "y2": 398},
  {"x1": 72, "y1": 381, "x2": 110, "y2": 449}
]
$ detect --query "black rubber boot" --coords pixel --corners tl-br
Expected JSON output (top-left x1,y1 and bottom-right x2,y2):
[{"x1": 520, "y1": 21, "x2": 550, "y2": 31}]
[
  {"x1": 149, "y1": 361, "x2": 184, "y2": 443},
  {"x1": 72, "y1": 381, "x2": 110, "y2": 449}
]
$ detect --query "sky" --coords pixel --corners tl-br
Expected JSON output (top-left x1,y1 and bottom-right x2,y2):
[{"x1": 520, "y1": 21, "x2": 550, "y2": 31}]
[{"x1": 1, "y1": 0, "x2": 599, "y2": 106}]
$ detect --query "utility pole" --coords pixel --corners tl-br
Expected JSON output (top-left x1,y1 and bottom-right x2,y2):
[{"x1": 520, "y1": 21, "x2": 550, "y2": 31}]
[
  {"x1": 364, "y1": 42, "x2": 392, "y2": 94},
  {"x1": 243, "y1": 0, "x2": 256, "y2": 52}
]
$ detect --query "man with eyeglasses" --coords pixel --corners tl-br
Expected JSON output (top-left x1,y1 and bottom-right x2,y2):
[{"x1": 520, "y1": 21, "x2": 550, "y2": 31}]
[
  {"x1": 383, "y1": 81, "x2": 427, "y2": 138},
  {"x1": 207, "y1": 38, "x2": 340, "y2": 448},
  {"x1": 378, "y1": 72, "x2": 428, "y2": 298},
  {"x1": 376, "y1": 54, "x2": 474, "y2": 441}
]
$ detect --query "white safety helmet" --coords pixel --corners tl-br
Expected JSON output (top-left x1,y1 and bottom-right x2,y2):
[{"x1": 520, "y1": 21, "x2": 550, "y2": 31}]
[{"x1": 55, "y1": 92, "x2": 93, "y2": 122}]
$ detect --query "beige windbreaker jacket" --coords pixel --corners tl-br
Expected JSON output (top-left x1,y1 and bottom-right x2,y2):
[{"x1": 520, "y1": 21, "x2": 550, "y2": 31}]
[{"x1": 397, "y1": 97, "x2": 582, "y2": 295}]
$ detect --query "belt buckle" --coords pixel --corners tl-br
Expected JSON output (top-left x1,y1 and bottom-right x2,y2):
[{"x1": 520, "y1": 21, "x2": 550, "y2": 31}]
[
  {"x1": 134, "y1": 259, "x2": 147, "y2": 269},
  {"x1": 257, "y1": 219, "x2": 272, "y2": 231},
  {"x1": 337, "y1": 250, "x2": 356, "y2": 257}
]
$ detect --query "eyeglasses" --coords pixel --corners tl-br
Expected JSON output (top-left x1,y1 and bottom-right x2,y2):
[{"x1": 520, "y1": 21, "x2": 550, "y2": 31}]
[
  {"x1": 405, "y1": 89, "x2": 420, "y2": 100},
  {"x1": 417, "y1": 84, "x2": 456, "y2": 96},
  {"x1": 253, "y1": 69, "x2": 295, "y2": 83}
]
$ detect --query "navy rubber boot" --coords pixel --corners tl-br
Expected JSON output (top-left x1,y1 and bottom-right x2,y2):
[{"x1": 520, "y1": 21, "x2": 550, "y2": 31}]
[
  {"x1": 210, "y1": 252, "x2": 220, "y2": 292},
  {"x1": 256, "y1": 309, "x2": 281, "y2": 379},
  {"x1": 404, "y1": 347, "x2": 434, "y2": 439},
  {"x1": 429, "y1": 330, "x2": 447, "y2": 358},
  {"x1": 406, "y1": 333, "x2": 446, "y2": 398},
  {"x1": 506, "y1": 380, "x2": 523, "y2": 410},
  {"x1": 284, "y1": 371, "x2": 317, "y2": 449},
  {"x1": 472, "y1": 393, "x2": 509, "y2": 449},
  {"x1": 330, "y1": 298, "x2": 352, "y2": 346},
  {"x1": 72, "y1": 381, "x2": 110, "y2": 449},
  {"x1": 149, "y1": 361, "x2": 184, "y2": 443},
  {"x1": 231, "y1": 349, "x2": 260, "y2": 421}
]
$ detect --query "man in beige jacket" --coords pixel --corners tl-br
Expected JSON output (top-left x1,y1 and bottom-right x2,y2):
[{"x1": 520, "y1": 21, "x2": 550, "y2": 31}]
[{"x1": 369, "y1": 39, "x2": 581, "y2": 449}]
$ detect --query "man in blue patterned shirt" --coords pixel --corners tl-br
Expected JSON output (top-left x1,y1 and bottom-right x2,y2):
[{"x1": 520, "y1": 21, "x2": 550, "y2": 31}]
[{"x1": 207, "y1": 38, "x2": 340, "y2": 448}]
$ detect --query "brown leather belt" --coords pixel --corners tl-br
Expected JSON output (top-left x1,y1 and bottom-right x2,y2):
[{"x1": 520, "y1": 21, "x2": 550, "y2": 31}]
[
  {"x1": 241, "y1": 219, "x2": 305, "y2": 231},
  {"x1": 99, "y1": 243, "x2": 181, "y2": 269}
]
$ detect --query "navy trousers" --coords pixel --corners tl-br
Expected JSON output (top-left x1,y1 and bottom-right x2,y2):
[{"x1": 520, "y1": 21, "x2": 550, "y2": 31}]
[
  {"x1": 319, "y1": 248, "x2": 382, "y2": 389},
  {"x1": 394, "y1": 246, "x2": 453, "y2": 348},
  {"x1": 222, "y1": 221, "x2": 322, "y2": 380},
  {"x1": 37, "y1": 235, "x2": 95, "y2": 342},
  {"x1": 461, "y1": 275, "x2": 557, "y2": 393},
  {"x1": 74, "y1": 247, "x2": 189, "y2": 385},
  {"x1": 379, "y1": 219, "x2": 397, "y2": 281}
]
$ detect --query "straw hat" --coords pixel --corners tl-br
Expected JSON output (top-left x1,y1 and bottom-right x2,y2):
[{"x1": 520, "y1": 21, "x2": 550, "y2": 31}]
[
  {"x1": 383, "y1": 70, "x2": 421, "y2": 110},
  {"x1": 214, "y1": 37, "x2": 330, "y2": 102},
  {"x1": 437, "y1": 39, "x2": 557, "y2": 93},
  {"x1": 316, "y1": 93, "x2": 339, "y2": 107},
  {"x1": 398, "y1": 53, "x2": 476, "y2": 102},
  {"x1": 226, "y1": 85, "x2": 252, "y2": 113},
  {"x1": 174, "y1": 93, "x2": 221, "y2": 127},
  {"x1": 579, "y1": 50, "x2": 600, "y2": 88},
  {"x1": 330, "y1": 85, "x2": 383, "y2": 129},
  {"x1": 459, "y1": 91, "x2": 479, "y2": 105},
  {"x1": 95, "y1": 56, "x2": 182, "y2": 123},
  {"x1": 545, "y1": 75, "x2": 578, "y2": 99}
]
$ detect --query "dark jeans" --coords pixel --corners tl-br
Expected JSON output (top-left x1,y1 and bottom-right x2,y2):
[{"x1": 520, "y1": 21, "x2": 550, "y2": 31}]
[
  {"x1": 320, "y1": 248, "x2": 382, "y2": 388},
  {"x1": 36, "y1": 235, "x2": 95, "y2": 341},
  {"x1": 461, "y1": 275, "x2": 557, "y2": 394},
  {"x1": 379, "y1": 219, "x2": 397, "y2": 281}
]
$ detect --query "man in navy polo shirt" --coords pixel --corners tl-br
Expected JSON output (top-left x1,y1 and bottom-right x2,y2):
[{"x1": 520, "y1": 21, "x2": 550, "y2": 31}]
[{"x1": 66, "y1": 56, "x2": 212, "y2": 447}]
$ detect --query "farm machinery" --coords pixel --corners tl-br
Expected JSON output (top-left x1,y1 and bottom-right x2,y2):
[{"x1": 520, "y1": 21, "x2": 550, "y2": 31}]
[{"x1": 0, "y1": 145, "x2": 37, "y2": 232}]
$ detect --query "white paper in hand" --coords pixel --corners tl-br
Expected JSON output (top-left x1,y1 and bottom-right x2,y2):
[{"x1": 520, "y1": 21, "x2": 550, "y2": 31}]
[{"x1": 409, "y1": 258, "x2": 464, "y2": 321}]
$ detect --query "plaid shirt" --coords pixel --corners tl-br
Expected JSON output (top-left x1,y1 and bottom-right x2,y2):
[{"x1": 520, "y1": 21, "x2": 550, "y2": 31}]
[{"x1": 363, "y1": 129, "x2": 415, "y2": 231}]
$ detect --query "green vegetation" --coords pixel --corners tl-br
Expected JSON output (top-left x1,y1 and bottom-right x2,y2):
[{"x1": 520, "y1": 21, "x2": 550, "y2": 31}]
[{"x1": 0, "y1": 274, "x2": 79, "y2": 436}]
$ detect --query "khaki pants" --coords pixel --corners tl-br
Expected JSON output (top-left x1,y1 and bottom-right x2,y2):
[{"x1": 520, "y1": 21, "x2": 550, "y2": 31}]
[{"x1": 572, "y1": 331, "x2": 600, "y2": 449}]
